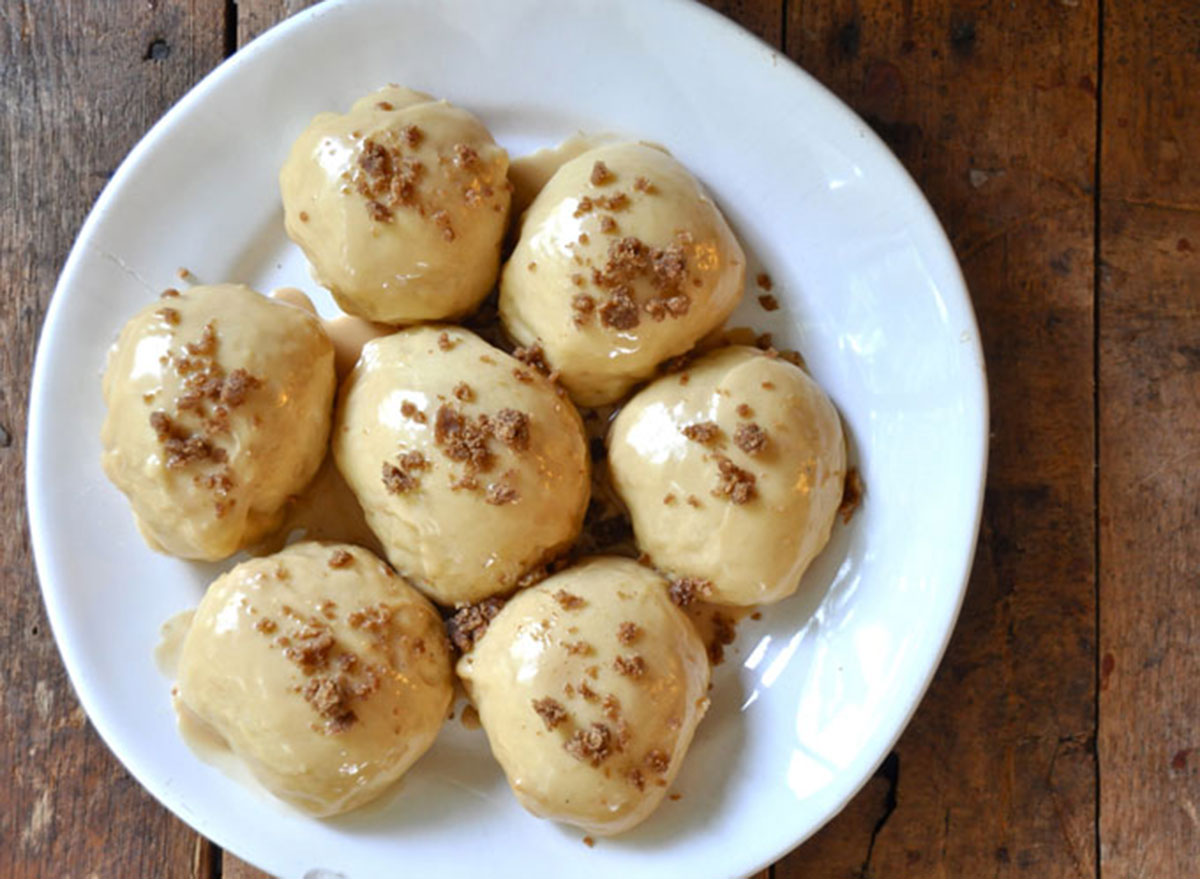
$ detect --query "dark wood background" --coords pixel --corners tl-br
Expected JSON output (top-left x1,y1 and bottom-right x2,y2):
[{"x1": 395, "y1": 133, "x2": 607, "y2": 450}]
[{"x1": 3, "y1": 1, "x2": 1197, "y2": 876}]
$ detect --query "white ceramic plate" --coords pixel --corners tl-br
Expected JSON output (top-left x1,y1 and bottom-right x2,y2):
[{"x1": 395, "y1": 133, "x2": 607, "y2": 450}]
[{"x1": 27, "y1": 1, "x2": 987, "y2": 877}]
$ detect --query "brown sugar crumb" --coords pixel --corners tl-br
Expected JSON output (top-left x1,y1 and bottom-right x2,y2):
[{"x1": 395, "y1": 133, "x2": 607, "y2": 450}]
[
  {"x1": 578, "y1": 231, "x2": 590, "y2": 245},
  {"x1": 573, "y1": 195, "x2": 595, "y2": 217},
  {"x1": 399, "y1": 400, "x2": 427, "y2": 423},
  {"x1": 734, "y1": 422, "x2": 769, "y2": 456},
  {"x1": 577, "y1": 680, "x2": 599, "y2": 701},
  {"x1": 176, "y1": 267, "x2": 191, "y2": 280},
  {"x1": 327, "y1": 549, "x2": 354, "y2": 570},
  {"x1": 644, "y1": 749, "x2": 670, "y2": 774},
  {"x1": 626, "y1": 767, "x2": 646, "y2": 791},
  {"x1": 531, "y1": 696, "x2": 569, "y2": 731},
  {"x1": 484, "y1": 481, "x2": 520, "y2": 506},
  {"x1": 382, "y1": 460, "x2": 419, "y2": 494},
  {"x1": 590, "y1": 160, "x2": 614, "y2": 186},
  {"x1": 839, "y1": 467, "x2": 864, "y2": 523},
  {"x1": 149, "y1": 411, "x2": 226, "y2": 469},
  {"x1": 401, "y1": 124, "x2": 423, "y2": 148},
  {"x1": 758, "y1": 293, "x2": 780, "y2": 312},
  {"x1": 669, "y1": 577, "x2": 710, "y2": 607},
  {"x1": 756, "y1": 272, "x2": 774, "y2": 291},
  {"x1": 618, "y1": 622, "x2": 641, "y2": 645},
  {"x1": 345, "y1": 605, "x2": 391, "y2": 634},
  {"x1": 599, "y1": 214, "x2": 618, "y2": 235},
  {"x1": 613, "y1": 655, "x2": 646, "y2": 678},
  {"x1": 686, "y1": 494, "x2": 701, "y2": 508},
  {"x1": 713, "y1": 455, "x2": 757, "y2": 504},
  {"x1": 527, "y1": 261, "x2": 537, "y2": 271},
  {"x1": 681, "y1": 421, "x2": 721, "y2": 445},
  {"x1": 564, "y1": 723, "x2": 615, "y2": 767},
  {"x1": 185, "y1": 322, "x2": 217, "y2": 357},
  {"x1": 298, "y1": 210, "x2": 309, "y2": 222},
  {"x1": 633, "y1": 176, "x2": 654, "y2": 193},
  {"x1": 219, "y1": 369, "x2": 262, "y2": 407},
  {"x1": 761, "y1": 381, "x2": 776, "y2": 391},
  {"x1": 669, "y1": 793, "x2": 682, "y2": 801},
  {"x1": 571, "y1": 293, "x2": 597, "y2": 327},
  {"x1": 708, "y1": 612, "x2": 738, "y2": 665},
  {"x1": 356, "y1": 136, "x2": 423, "y2": 217},
  {"x1": 663, "y1": 493, "x2": 676, "y2": 506},
  {"x1": 554, "y1": 589, "x2": 586, "y2": 611},
  {"x1": 432, "y1": 209, "x2": 455, "y2": 241},
  {"x1": 302, "y1": 676, "x2": 357, "y2": 731},
  {"x1": 595, "y1": 192, "x2": 629, "y2": 211},
  {"x1": 434, "y1": 404, "x2": 494, "y2": 471},
  {"x1": 156, "y1": 307, "x2": 181, "y2": 326},
  {"x1": 254, "y1": 618, "x2": 277, "y2": 634},
  {"x1": 583, "y1": 836, "x2": 595, "y2": 848},
  {"x1": 375, "y1": 100, "x2": 394, "y2": 111},
  {"x1": 453, "y1": 382, "x2": 474, "y2": 402},
  {"x1": 161, "y1": 287, "x2": 180, "y2": 298},
  {"x1": 736, "y1": 403, "x2": 753, "y2": 418},
  {"x1": 563, "y1": 640, "x2": 593, "y2": 656},
  {"x1": 437, "y1": 332, "x2": 456, "y2": 351},
  {"x1": 513, "y1": 343, "x2": 552, "y2": 377},
  {"x1": 453, "y1": 143, "x2": 479, "y2": 168},
  {"x1": 493, "y1": 408, "x2": 530, "y2": 451},
  {"x1": 755, "y1": 332, "x2": 774, "y2": 351},
  {"x1": 512, "y1": 367, "x2": 534, "y2": 383},
  {"x1": 446, "y1": 597, "x2": 506, "y2": 653},
  {"x1": 601, "y1": 693, "x2": 621, "y2": 721},
  {"x1": 318, "y1": 599, "x2": 338, "y2": 619},
  {"x1": 598, "y1": 289, "x2": 640, "y2": 330},
  {"x1": 284, "y1": 624, "x2": 335, "y2": 673},
  {"x1": 365, "y1": 199, "x2": 392, "y2": 221}
]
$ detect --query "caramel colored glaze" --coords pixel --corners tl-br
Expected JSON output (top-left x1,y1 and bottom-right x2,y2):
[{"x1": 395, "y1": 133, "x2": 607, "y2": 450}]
[
  {"x1": 608, "y1": 346, "x2": 845, "y2": 606},
  {"x1": 175, "y1": 542, "x2": 453, "y2": 817},
  {"x1": 500, "y1": 142, "x2": 745, "y2": 406},
  {"x1": 101, "y1": 284, "x2": 335, "y2": 561},
  {"x1": 280, "y1": 85, "x2": 511, "y2": 325},
  {"x1": 333, "y1": 326, "x2": 590, "y2": 606},
  {"x1": 458, "y1": 557, "x2": 709, "y2": 836}
]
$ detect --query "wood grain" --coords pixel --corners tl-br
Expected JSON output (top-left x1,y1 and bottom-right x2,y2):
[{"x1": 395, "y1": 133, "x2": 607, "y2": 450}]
[
  {"x1": 779, "y1": 2, "x2": 1100, "y2": 876},
  {"x1": 1098, "y1": 2, "x2": 1200, "y2": 875},
  {"x1": 0, "y1": 2, "x2": 226, "y2": 877}
]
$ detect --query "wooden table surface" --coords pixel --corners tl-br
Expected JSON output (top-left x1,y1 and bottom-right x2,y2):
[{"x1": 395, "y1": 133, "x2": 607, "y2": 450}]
[{"x1": 4, "y1": 1, "x2": 1197, "y2": 876}]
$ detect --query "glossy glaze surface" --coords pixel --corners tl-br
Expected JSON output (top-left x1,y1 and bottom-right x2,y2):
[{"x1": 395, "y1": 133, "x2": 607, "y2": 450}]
[
  {"x1": 101, "y1": 284, "x2": 335, "y2": 560},
  {"x1": 281, "y1": 86, "x2": 510, "y2": 324},
  {"x1": 609, "y1": 346, "x2": 846, "y2": 605},
  {"x1": 175, "y1": 541, "x2": 453, "y2": 816},
  {"x1": 459, "y1": 557, "x2": 710, "y2": 835},
  {"x1": 333, "y1": 326, "x2": 590, "y2": 605},
  {"x1": 500, "y1": 142, "x2": 745, "y2": 405}
]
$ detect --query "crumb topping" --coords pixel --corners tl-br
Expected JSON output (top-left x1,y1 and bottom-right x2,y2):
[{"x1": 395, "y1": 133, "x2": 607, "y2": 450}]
[
  {"x1": 708, "y1": 611, "x2": 738, "y2": 665},
  {"x1": 381, "y1": 450, "x2": 428, "y2": 494},
  {"x1": 453, "y1": 382, "x2": 474, "y2": 402},
  {"x1": 434, "y1": 404, "x2": 494, "y2": 471},
  {"x1": 669, "y1": 577, "x2": 710, "y2": 607},
  {"x1": 563, "y1": 640, "x2": 593, "y2": 656},
  {"x1": 399, "y1": 400, "x2": 427, "y2": 423},
  {"x1": 756, "y1": 272, "x2": 773, "y2": 291},
  {"x1": 735, "y1": 403, "x2": 753, "y2": 418},
  {"x1": 493, "y1": 408, "x2": 530, "y2": 450},
  {"x1": 446, "y1": 597, "x2": 506, "y2": 653},
  {"x1": 733, "y1": 422, "x2": 768, "y2": 455},
  {"x1": 532, "y1": 696, "x2": 569, "y2": 731},
  {"x1": 355, "y1": 134, "x2": 424, "y2": 220},
  {"x1": 633, "y1": 176, "x2": 654, "y2": 193},
  {"x1": 328, "y1": 549, "x2": 354, "y2": 569},
  {"x1": 713, "y1": 455, "x2": 757, "y2": 504},
  {"x1": 553, "y1": 590, "x2": 586, "y2": 611},
  {"x1": 613, "y1": 655, "x2": 646, "y2": 678},
  {"x1": 644, "y1": 749, "x2": 670, "y2": 774},
  {"x1": 437, "y1": 332, "x2": 456, "y2": 351},
  {"x1": 564, "y1": 722, "x2": 616, "y2": 767},
  {"x1": 586, "y1": 235, "x2": 692, "y2": 331},
  {"x1": 681, "y1": 421, "x2": 721, "y2": 445},
  {"x1": 157, "y1": 307, "x2": 181, "y2": 325},
  {"x1": 758, "y1": 294, "x2": 780, "y2": 311},
  {"x1": 590, "y1": 160, "x2": 614, "y2": 186},
  {"x1": 513, "y1": 343, "x2": 552, "y2": 377},
  {"x1": 599, "y1": 214, "x2": 618, "y2": 235},
  {"x1": 484, "y1": 480, "x2": 520, "y2": 505},
  {"x1": 571, "y1": 293, "x2": 597, "y2": 327},
  {"x1": 618, "y1": 622, "x2": 641, "y2": 645}
]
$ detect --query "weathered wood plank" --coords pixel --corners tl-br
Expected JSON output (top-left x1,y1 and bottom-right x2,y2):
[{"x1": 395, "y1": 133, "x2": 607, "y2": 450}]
[
  {"x1": 0, "y1": 2, "x2": 226, "y2": 877},
  {"x1": 1098, "y1": 2, "x2": 1200, "y2": 875},
  {"x1": 780, "y1": 1, "x2": 1099, "y2": 875}
]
